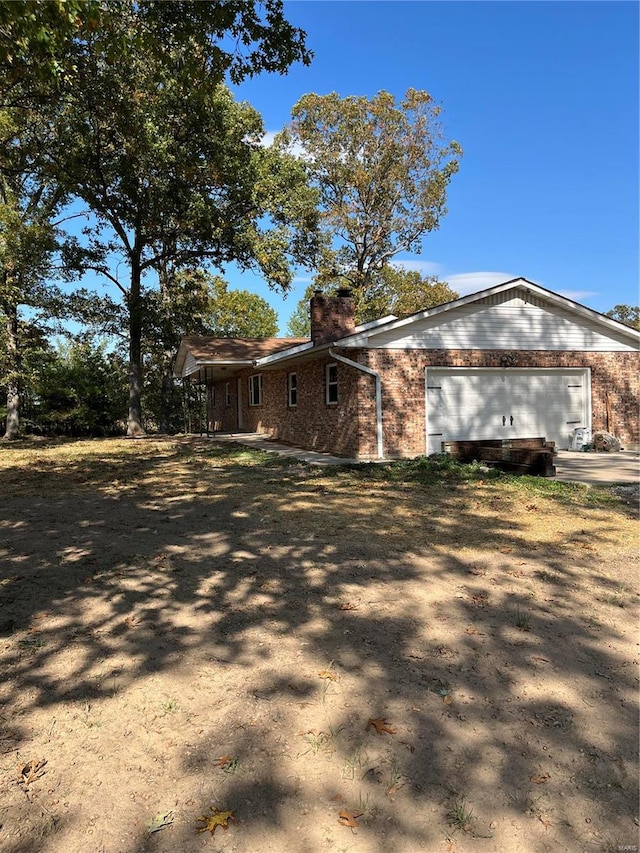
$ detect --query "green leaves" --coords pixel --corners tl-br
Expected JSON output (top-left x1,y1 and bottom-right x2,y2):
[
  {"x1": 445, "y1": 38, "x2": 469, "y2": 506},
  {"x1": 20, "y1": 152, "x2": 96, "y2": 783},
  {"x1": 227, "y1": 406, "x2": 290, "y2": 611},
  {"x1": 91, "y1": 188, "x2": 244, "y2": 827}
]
[
  {"x1": 605, "y1": 304, "x2": 640, "y2": 330},
  {"x1": 286, "y1": 267, "x2": 459, "y2": 335},
  {"x1": 0, "y1": 1, "x2": 311, "y2": 95},
  {"x1": 276, "y1": 88, "x2": 463, "y2": 292}
]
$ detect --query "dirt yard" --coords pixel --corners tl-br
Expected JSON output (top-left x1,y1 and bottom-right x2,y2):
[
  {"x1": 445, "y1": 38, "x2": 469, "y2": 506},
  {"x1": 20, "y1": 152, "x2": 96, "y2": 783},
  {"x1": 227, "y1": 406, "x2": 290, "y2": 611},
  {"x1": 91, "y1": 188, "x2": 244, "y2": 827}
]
[{"x1": 0, "y1": 437, "x2": 638, "y2": 853}]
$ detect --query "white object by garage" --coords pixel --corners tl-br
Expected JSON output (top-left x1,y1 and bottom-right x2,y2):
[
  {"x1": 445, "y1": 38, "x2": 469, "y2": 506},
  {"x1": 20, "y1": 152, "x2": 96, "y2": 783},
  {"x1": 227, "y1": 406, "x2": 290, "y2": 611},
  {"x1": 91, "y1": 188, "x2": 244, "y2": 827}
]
[{"x1": 425, "y1": 367, "x2": 591, "y2": 455}]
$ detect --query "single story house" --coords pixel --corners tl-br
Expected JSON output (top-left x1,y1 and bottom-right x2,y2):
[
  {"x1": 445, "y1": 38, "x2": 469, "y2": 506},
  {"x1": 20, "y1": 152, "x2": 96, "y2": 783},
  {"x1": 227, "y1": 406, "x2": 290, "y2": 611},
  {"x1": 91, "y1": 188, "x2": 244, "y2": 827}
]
[{"x1": 174, "y1": 278, "x2": 640, "y2": 458}]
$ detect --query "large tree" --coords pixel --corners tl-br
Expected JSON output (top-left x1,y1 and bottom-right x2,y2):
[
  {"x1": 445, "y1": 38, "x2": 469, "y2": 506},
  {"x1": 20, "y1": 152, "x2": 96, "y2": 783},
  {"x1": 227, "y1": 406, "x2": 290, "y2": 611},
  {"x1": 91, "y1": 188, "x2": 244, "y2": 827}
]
[
  {"x1": 37, "y1": 3, "x2": 317, "y2": 435},
  {"x1": 287, "y1": 266, "x2": 459, "y2": 336},
  {"x1": 0, "y1": 108, "x2": 67, "y2": 439},
  {"x1": 0, "y1": 1, "x2": 310, "y2": 95},
  {"x1": 275, "y1": 88, "x2": 462, "y2": 294}
]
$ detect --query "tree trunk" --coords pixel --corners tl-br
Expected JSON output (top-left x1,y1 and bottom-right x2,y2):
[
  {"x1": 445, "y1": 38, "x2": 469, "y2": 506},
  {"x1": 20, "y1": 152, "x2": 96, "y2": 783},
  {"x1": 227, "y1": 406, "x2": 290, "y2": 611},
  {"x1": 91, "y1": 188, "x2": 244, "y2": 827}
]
[
  {"x1": 157, "y1": 253, "x2": 176, "y2": 435},
  {"x1": 127, "y1": 260, "x2": 145, "y2": 436},
  {"x1": 2, "y1": 298, "x2": 20, "y2": 441},
  {"x1": 159, "y1": 365, "x2": 173, "y2": 433}
]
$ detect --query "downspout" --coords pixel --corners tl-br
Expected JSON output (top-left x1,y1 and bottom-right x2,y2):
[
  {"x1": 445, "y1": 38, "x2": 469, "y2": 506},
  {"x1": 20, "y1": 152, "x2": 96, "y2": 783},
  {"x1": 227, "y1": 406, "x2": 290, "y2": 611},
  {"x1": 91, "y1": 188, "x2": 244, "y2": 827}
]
[{"x1": 329, "y1": 349, "x2": 384, "y2": 459}]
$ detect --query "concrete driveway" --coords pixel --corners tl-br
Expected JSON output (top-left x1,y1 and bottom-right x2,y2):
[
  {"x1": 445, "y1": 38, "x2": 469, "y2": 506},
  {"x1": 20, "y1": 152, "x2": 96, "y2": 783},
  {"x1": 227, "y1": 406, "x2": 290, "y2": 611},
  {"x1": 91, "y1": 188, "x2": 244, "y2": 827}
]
[{"x1": 554, "y1": 450, "x2": 640, "y2": 485}]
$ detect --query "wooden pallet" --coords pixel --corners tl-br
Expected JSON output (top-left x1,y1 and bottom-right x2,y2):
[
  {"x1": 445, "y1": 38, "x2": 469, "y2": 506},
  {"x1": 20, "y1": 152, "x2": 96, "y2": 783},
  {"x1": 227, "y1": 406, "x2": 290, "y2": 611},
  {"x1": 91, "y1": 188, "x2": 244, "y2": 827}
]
[{"x1": 442, "y1": 437, "x2": 557, "y2": 477}]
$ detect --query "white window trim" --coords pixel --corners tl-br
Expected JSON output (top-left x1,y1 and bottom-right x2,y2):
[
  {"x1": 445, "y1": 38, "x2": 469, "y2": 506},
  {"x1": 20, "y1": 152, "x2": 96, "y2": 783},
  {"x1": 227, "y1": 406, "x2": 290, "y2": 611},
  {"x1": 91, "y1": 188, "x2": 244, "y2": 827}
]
[
  {"x1": 325, "y1": 362, "x2": 338, "y2": 405},
  {"x1": 287, "y1": 372, "x2": 298, "y2": 407},
  {"x1": 249, "y1": 374, "x2": 263, "y2": 406}
]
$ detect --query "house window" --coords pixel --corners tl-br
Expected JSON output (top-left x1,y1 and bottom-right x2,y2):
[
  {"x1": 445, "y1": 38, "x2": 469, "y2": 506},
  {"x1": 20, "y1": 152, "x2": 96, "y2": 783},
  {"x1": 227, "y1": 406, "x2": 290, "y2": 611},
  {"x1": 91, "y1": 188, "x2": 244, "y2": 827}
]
[
  {"x1": 326, "y1": 363, "x2": 338, "y2": 404},
  {"x1": 248, "y1": 374, "x2": 263, "y2": 406},
  {"x1": 225, "y1": 381, "x2": 231, "y2": 406},
  {"x1": 287, "y1": 372, "x2": 298, "y2": 407}
]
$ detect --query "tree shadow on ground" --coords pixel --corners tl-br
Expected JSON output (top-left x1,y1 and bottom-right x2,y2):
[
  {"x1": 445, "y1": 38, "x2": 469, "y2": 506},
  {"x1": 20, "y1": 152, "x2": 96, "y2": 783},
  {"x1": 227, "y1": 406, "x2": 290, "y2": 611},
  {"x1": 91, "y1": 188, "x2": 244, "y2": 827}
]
[{"x1": 0, "y1": 437, "x2": 637, "y2": 852}]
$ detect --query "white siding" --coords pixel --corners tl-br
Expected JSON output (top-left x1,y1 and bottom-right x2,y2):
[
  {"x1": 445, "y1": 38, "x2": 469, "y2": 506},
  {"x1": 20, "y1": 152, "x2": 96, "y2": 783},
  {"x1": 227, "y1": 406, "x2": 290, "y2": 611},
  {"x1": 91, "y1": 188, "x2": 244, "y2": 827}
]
[
  {"x1": 370, "y1": 293, "x2": 637, "y2": 352},
  {"x1": 182, "y1": 352, "x2": 199, "y2": 377}
]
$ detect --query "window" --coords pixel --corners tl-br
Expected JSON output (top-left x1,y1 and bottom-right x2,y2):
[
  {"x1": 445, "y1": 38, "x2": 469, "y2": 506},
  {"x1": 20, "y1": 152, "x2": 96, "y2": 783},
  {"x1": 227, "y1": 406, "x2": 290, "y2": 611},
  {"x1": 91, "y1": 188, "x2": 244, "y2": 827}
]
[
  {"x1": 248, "y1": 374, "x2": 262, "y2": 406},
  {"x1": 287, "y1": 372, "x2": 297, "y2": 407},
  {"x1": 225, "y1": 381, "x2": 231, "y2": 407},
  {"x1": 326, "y1": 363, "x2": 338, "y2": 404},
  {"x1": 211, "y1": 386, "x2": 216, "y2": 407}
]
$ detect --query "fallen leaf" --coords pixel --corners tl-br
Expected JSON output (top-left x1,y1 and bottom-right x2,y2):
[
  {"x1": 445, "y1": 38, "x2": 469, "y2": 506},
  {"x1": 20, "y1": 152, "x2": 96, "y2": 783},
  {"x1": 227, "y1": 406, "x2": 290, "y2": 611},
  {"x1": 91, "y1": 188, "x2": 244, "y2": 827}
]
[
  {"x1": 500, "y1": 547, "x2": 513, "y2": 554},
  {"x1": 214, "y1": 755, "x2": 238, "y2": 772},
  {"x1": 443, "y1": 694, "x2": 452, "y2": 705},
  {"x1": 148, "y1": 811, "x2": 174, "y2": 834},
  {"x1": 318, "y1": 670, "x2": 337, "y2": 681},
  {"x1": 530, "y1": 773, "x2": 550, "y2": 784},
  {"x1": 196, "y1": 806, "x2": 237, "y2": 836},
  {"x1": 17, "y1": 759, "x2": 47, "y2": 787},
  {"x1": 338, "y1": 602, "x2": 358, "y2": 611},
  {"x1": 387, "y1": 777, "x2": 407, "y2": 795},
  {"x1": 366, "y1": 717, "x2": 396, "y2": 735},
  {"x1": 338, "y1": 809, "x2": 364, "y2": 829}
]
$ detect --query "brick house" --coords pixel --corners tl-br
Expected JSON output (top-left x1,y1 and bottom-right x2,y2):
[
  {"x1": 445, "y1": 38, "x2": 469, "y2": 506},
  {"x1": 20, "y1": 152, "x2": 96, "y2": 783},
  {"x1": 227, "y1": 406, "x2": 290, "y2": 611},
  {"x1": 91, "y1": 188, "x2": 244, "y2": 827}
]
[{"x1": 174, "y1": 278, "x2": 640, "y2": 457}]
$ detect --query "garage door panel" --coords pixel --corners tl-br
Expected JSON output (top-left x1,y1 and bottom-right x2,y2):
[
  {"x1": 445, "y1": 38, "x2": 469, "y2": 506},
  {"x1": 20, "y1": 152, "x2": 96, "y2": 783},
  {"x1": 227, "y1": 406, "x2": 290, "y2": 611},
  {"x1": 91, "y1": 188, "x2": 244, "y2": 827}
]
[{"x1": 426, "y1": 368, "x2": 589, "y2": 454}]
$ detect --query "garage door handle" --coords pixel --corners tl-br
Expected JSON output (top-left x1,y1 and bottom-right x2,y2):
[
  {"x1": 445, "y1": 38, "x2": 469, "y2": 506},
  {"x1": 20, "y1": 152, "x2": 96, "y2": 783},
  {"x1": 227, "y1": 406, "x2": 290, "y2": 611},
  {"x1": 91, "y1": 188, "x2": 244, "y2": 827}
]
[
  {"x1": 502, "y1": 416, "x2": 506, "y2": 426},
  {"x1": 510, "y1": 415, "x2": 514, "y2": 426}
]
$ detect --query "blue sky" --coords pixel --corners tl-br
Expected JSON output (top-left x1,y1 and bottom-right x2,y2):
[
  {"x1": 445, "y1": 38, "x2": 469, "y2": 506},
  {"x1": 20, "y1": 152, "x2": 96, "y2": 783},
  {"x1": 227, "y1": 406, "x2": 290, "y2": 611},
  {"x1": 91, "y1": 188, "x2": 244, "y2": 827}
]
[{"x1": 225, "y1": 0, "x2": 638, "y2": 332}]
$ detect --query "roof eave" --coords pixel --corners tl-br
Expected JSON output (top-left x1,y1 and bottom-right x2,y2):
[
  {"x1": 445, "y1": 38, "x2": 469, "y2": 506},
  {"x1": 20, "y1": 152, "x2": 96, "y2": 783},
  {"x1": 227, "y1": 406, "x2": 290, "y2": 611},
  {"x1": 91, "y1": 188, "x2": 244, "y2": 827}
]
[{"x1": 256, "y1": 340, "x2": 316, "y2": 368}]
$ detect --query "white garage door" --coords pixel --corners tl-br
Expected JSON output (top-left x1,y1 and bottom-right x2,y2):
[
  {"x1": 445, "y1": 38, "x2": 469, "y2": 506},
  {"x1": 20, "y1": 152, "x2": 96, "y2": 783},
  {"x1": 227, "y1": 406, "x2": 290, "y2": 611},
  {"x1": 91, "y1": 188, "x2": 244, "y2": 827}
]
[{"x1": 425, "y1": 368, "x2": 590, "y2": 455}]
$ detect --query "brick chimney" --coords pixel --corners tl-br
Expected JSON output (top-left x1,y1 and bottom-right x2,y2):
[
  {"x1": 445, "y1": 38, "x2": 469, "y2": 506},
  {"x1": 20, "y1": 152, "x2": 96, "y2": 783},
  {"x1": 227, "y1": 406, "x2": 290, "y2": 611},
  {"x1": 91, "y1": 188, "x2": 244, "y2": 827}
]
[{"x1": 310, "y1": 288, "x2": 356, "y2": 345}]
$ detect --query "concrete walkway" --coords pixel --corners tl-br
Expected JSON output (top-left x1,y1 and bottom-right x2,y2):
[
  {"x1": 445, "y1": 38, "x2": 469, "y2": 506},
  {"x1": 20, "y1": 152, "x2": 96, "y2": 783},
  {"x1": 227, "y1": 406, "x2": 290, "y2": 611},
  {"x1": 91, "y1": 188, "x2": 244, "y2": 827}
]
[
  {"x1": 205, "y1": 433, "x2": 640, "y2": 485},
  {"x1": 208, "y1": 432, "x2": 359, "y2": 466}
]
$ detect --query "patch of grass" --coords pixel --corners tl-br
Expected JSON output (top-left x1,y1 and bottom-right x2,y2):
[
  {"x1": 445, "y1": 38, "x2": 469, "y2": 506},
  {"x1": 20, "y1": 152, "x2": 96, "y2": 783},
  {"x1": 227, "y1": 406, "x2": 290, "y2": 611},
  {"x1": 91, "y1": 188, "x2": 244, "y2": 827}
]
[
  {"x1": 448, "y1": 795, "x2": 474, "y2": 832},
  {"x1": 387, "y1": 757, "x2": 406, "y2": 794},
  {"x1": 333, "y1": 454, "x2": 499, "y2": 487},
  {"x1": 599, "y1": 594, "x2": 626, "y2": 608},
  {"x1": 500, "y1": 474, "x2": 622, "y2": 508},
  {"x1": 161, "y1": 699, "x2": 179, "y2": 714},
  {"x1": 299, "y1": 723, "x2": 344, "y2": 758},
  {"x1": 17, "y1": 635, "x2": 46, "y2": 652},
  {"x1": 222, "y1": 756, "x2": 239, "y2": 774},
  {"x1": 300, "y1": 730, "x2": 332, "y2": 756},
  {"x1": 341, "y1": 740, "x2": 366, "y2": 781},
  {"x1": 515, "y1": 607, "x2": 531, "y2": 631}
]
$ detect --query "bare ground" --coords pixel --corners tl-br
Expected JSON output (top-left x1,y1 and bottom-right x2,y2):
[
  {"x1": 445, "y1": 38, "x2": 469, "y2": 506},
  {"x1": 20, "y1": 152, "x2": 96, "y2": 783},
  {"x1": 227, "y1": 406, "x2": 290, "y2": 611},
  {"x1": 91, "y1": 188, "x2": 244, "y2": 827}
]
[{"x1": 0, "y1": 437, "x2": 638, "y2": 853}]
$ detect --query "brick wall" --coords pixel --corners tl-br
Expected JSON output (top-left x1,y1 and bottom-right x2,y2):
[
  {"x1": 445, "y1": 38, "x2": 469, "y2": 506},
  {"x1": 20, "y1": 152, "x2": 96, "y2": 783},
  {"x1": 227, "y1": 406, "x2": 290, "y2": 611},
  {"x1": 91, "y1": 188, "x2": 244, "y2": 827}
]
[
  {"x1": 208, "y1": 354, "x2": 362, "y2": 457},
  {"x1": 310, "y1": 292, "x2": 356, "y2": 345},
  {"x1": 362, "y1": 349, "x2": 640, "y2": 457},
  {"x1": 207, "y1": 348, "x2": 639, "y2": 458}
]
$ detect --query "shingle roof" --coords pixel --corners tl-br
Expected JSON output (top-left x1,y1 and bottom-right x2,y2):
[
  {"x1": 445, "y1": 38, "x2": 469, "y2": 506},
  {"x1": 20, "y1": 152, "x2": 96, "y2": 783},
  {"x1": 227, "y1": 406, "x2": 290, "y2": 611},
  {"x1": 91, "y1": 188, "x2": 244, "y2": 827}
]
[{"x1": 180, "y1": 336, "x2": 307, "y2": 362}]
